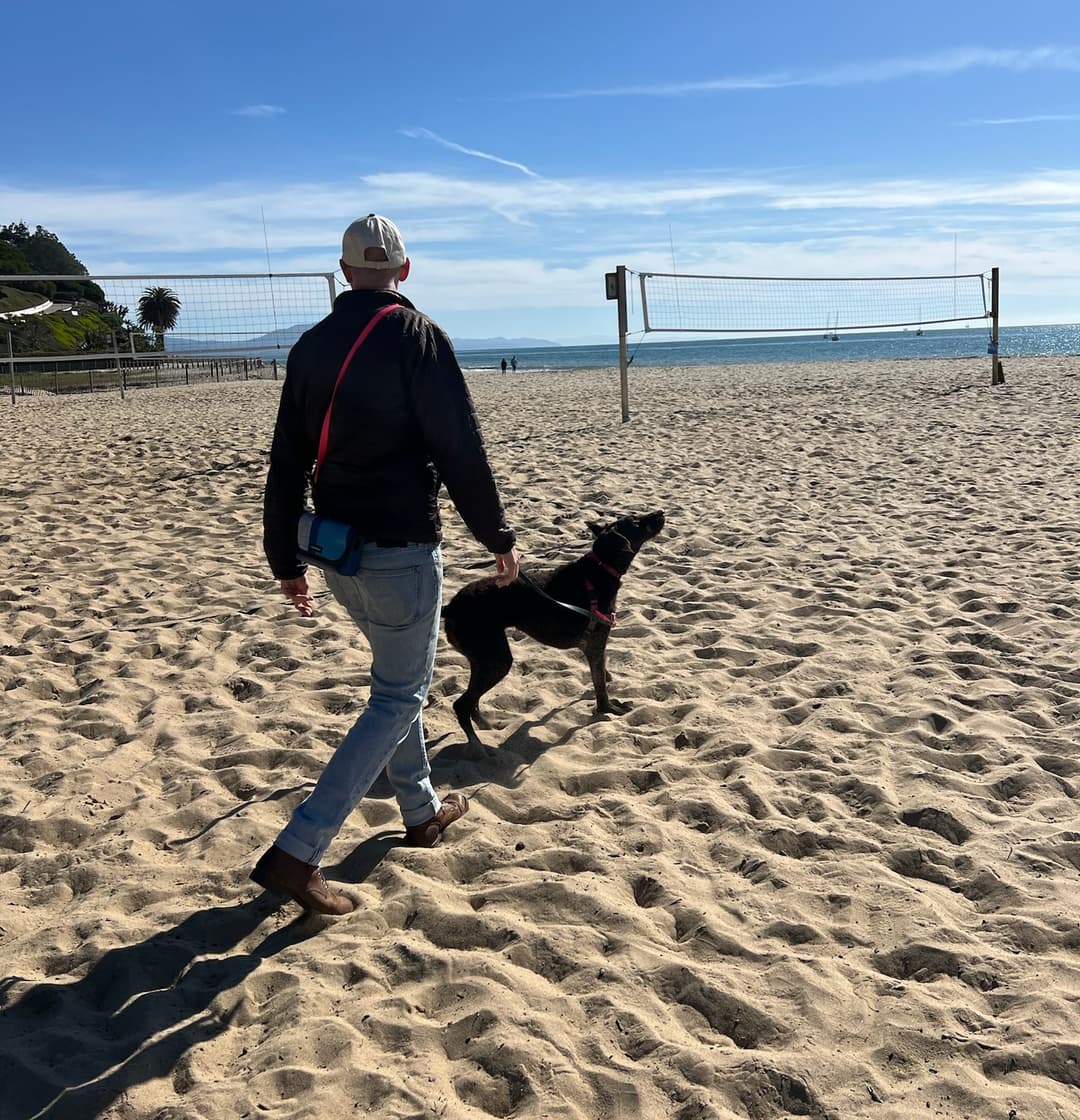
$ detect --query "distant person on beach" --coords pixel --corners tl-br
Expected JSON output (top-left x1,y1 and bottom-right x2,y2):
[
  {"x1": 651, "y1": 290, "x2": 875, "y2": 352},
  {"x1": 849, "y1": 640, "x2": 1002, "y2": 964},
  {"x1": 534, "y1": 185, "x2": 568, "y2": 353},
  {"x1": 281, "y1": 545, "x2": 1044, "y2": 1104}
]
[
  {"x1": 501, "y1": 357, "x2": 507, "y2": 374},
  {"x1": 510, "y1": 355, "x2": 517, "y2": 372},
  {"x1": 257, "y1": 213, "x2": 519, "y2": 915}
]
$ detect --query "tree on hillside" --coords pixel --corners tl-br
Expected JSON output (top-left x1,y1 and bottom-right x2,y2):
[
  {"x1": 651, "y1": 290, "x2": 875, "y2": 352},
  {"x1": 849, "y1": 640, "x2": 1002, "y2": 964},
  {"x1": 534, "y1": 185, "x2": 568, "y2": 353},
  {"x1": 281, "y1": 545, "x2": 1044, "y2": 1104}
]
[
  {"x1": 0, "y1": 239, "x2": 53, "y2": 298},
  {"x1": 137, "y1": 286, "x2": 182, "y2": 351},
  {"x1": 0, "y1": 222, "x2": 105, "y2": 303}
]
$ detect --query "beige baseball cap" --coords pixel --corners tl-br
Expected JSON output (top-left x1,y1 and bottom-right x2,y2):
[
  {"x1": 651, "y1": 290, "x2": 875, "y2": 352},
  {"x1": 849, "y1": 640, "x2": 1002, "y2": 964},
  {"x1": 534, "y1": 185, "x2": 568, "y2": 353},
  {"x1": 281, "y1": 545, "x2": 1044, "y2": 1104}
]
[{"x1": 341, "y1": 213, "x2": 407, "y2": 269}]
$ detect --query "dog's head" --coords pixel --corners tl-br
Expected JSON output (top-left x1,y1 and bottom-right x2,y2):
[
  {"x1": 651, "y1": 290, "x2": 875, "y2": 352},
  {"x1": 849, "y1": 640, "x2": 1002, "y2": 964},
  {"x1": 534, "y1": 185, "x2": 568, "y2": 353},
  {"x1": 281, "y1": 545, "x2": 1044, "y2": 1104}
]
[{"x1": 588, "y1": 510, "x2": 665, "y2": 574}]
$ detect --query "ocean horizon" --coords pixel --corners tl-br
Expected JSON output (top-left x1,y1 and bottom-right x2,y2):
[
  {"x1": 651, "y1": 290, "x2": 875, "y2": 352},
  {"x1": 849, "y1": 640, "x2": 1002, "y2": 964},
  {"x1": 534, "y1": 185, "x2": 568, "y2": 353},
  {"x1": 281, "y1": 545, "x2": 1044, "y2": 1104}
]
[{"x1": 454, "y1": 323, "x2": 1080, "y2": 372}]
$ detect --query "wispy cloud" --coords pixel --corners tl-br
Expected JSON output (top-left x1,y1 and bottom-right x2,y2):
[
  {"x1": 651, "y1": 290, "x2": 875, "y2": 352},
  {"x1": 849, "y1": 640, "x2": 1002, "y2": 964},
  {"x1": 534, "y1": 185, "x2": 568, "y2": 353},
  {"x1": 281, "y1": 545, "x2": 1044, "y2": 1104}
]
[
  {"x1": 402, "y1": 127, "x2": 540, "y2": 177},
  {"x1": 8, "y1": 169, "x2": 1080, "y2": 260},
  {"x1": 535, "y1": 46, "x2": 1080, "y2": 99},
  {"x1": 964, "y1": 113, "x2": 1080, "y2": 126},
  {"x1": 232, "y1": 104, "x2": 286, "y2": 118},
  {"x1": 768, "y1": 172, "x2": 1080, "y2": 211}
]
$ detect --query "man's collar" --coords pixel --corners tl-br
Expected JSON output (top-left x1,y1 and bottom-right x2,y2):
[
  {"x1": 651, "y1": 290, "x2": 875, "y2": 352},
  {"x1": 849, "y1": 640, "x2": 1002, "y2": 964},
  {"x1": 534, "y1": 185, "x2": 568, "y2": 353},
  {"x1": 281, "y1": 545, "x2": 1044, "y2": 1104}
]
[{"x1": 334, "y1": 288, "x2": 416, "y2": 312}]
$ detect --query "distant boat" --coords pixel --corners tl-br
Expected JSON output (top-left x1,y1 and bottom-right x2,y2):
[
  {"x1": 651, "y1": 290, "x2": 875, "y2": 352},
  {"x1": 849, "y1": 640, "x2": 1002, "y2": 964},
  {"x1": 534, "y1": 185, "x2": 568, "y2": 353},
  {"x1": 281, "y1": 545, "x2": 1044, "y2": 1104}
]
[{"x1": 915, "y1": 307, "x2": 923, "y2": 336}]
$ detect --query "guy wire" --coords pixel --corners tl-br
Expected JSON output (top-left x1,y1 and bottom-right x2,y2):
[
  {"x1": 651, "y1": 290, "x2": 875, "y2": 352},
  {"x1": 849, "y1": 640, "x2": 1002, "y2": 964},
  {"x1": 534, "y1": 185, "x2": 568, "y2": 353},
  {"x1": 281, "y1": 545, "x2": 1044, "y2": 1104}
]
[{"x1": 261, "y1": 206, "x2": 281, "y2": 344}]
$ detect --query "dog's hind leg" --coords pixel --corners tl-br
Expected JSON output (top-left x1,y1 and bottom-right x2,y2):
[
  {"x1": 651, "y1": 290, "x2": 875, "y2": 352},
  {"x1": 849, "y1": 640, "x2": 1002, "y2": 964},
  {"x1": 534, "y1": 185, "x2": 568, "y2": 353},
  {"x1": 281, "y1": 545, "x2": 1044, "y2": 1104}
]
[{"x1": 451, "y1": 628, "x2": 514, "y2": 742}]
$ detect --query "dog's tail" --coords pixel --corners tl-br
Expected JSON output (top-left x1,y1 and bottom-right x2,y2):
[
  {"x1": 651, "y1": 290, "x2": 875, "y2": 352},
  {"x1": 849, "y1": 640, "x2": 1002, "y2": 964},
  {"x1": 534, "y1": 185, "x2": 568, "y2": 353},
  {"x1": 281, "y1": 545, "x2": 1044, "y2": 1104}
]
[{"x1": 441, "y1": 597, "x2": 463, "y2": 649}]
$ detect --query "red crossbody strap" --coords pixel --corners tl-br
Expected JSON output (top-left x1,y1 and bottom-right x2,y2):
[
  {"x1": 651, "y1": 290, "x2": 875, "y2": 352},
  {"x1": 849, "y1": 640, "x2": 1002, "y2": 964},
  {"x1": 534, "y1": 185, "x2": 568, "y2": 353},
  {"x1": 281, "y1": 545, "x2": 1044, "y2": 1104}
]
[{"x1": 314, "y1": 303, "x2": 399, "y2": 483}]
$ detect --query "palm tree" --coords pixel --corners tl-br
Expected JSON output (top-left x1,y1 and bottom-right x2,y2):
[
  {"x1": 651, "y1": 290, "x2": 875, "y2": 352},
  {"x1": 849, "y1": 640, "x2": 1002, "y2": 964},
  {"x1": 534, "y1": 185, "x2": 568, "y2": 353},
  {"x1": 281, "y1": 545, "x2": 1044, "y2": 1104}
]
[{"x1": 137, "y1": 286, "x2": 182, "y2": 351}]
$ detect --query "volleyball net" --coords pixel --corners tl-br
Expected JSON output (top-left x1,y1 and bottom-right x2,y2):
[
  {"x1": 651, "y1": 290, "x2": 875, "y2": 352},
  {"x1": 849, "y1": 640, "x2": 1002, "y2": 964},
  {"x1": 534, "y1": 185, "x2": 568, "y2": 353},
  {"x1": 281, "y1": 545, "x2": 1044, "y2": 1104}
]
[
  {"x1": 81, "y1": 272, "x2": 336, "y2": 356},
  {"x1": 637, "y1": 271, "x2": 991, "y2": 334},
  {"x1": 605, "y1": 266, "x2": 1002, "y2": 419},
  {"x1": 1, "y1": 272, "x2": 337, "y2": 358}
]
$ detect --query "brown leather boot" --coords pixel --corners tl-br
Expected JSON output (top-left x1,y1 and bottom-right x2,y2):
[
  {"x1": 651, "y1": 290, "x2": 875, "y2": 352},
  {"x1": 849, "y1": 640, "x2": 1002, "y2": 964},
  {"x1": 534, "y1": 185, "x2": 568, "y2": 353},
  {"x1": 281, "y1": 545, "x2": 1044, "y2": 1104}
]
[
  {"x1": 250, "y1": 845, "x2": 355, "y2": 915},
  {"x1": 404, "y1": 793, "x2": 470, "y2": 848}
]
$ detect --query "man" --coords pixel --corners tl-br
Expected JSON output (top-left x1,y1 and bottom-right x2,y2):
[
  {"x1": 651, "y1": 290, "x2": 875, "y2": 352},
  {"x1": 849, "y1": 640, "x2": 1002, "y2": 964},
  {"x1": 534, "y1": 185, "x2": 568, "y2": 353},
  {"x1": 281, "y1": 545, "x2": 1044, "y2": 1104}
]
[{"x1": 255, "y1": 214, "x2": 519, "y2": 916}]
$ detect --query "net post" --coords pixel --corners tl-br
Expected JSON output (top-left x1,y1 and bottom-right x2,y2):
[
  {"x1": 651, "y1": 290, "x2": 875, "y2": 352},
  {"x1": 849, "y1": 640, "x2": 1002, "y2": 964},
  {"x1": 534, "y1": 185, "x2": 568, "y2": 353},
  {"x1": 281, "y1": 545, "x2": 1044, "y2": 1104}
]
[
  {"x1": 6, "y1": 332, "x2": 15, "y2": 403},
  {"x1": 990, "y1": 267, "x2": 1004, "y2": 385},
  {"x1": 127, "y1": 330, "x2": 136, "y2": 395},
  {"x1": 113, "y1": 331, "x2": 124, "y2": 400},
  {"x1": 616, "y1": 265, "x2": 630, "y2": 422}
]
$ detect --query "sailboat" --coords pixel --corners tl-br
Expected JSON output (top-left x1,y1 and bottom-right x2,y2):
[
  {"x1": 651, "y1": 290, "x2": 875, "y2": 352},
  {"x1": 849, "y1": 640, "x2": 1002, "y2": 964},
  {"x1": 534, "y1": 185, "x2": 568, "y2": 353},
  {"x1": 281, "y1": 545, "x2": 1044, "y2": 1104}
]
[{"x1": 830, "y1": 312, "x2": 839, "y2": 341}]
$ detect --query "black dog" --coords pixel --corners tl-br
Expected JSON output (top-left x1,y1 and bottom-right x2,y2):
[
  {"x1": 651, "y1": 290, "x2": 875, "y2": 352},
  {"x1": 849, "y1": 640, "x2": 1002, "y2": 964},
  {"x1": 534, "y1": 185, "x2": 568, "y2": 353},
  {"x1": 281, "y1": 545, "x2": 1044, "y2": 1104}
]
[{"x1": 443, "y1": 510, "x2": 665, "y2": 741}]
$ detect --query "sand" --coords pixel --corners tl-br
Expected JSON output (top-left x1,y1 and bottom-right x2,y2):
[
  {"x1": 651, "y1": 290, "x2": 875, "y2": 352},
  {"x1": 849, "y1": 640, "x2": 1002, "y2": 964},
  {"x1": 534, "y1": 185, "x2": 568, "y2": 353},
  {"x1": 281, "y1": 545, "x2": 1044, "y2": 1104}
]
[{"x1": 1, "y1": 354, "x2": 1078, "y2": 1120}]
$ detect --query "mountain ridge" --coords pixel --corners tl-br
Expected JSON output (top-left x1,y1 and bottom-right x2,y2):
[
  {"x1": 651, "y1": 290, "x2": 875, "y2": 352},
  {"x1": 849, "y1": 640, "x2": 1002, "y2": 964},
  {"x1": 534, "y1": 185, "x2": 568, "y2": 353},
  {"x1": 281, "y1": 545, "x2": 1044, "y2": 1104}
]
[
  {"x1": 452, "y1": 336, "x2": 558, "y2": 351},
  {"x1": 165, "y1": 325, "x2": 561, "y2": 353}
]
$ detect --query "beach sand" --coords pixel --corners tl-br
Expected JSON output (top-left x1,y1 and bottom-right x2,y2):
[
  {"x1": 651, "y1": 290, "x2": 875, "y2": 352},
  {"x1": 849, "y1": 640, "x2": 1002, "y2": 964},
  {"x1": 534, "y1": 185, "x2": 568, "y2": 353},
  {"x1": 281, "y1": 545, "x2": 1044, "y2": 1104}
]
[{"x1": 1, "y1": 355, "x2": 1078, "y2": 1119}]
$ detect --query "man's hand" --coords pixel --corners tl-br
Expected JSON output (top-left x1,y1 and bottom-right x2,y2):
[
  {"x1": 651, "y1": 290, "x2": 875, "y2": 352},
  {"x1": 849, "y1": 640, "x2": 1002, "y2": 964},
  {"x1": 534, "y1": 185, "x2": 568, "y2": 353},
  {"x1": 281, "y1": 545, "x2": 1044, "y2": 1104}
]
[
  {"x1": 494, "y1": 547, "x2": 520, "y2": 587},
  {"x1": 280, "y1": 576, "x2": 314, "y2": 616}
]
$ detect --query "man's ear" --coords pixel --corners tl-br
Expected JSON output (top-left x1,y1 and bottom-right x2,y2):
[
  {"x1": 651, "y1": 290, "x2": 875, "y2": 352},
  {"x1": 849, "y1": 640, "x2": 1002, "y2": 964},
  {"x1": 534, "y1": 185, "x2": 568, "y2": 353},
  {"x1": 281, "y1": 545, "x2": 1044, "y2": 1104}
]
[{"x1": 398, "y1": 258, "x2": 411, "y2": 283}]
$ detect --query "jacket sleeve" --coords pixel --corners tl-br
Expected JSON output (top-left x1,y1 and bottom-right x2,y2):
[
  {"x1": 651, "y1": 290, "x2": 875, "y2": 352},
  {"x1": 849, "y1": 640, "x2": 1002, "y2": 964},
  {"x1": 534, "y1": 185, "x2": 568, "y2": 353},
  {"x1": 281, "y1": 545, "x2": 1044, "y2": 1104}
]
[
  {"x1": 263, "y1": 358, "x2": 314, "y2": 580},
  {"x1": 408, "y1": 323, "x2": 516, "y2": 554}
]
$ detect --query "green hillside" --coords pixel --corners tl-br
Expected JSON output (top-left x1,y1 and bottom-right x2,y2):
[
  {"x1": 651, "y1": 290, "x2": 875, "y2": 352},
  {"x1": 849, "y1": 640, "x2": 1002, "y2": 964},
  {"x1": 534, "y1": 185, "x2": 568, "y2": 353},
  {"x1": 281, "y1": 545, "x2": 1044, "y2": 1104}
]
[{"x1": 0, "y1": 286, "x2": 45, "y2": 315}]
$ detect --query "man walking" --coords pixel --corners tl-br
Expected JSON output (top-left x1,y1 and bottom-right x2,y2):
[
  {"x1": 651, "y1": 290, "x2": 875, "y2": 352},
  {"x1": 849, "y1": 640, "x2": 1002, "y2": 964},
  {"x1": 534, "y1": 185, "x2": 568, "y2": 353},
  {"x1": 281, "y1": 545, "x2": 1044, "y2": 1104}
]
[{"x1": 255, "y1": 214, "x2": 519, "y2": 915}]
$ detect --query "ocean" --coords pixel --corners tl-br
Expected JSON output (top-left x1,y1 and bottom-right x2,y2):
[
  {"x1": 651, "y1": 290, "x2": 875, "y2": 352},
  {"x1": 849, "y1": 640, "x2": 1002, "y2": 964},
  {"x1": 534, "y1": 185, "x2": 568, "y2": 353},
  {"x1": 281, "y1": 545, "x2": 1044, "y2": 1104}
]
[{"x1": 454, "y1": 323, "x2": 1080, "y2": 372}]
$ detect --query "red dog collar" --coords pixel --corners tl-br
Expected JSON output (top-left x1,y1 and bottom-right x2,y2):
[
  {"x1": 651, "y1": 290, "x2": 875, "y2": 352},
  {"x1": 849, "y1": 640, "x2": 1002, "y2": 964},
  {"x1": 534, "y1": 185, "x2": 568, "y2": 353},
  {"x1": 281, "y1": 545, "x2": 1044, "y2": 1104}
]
[{"x1": 586, "y1": 551, "x2": 621, "y2": 580}]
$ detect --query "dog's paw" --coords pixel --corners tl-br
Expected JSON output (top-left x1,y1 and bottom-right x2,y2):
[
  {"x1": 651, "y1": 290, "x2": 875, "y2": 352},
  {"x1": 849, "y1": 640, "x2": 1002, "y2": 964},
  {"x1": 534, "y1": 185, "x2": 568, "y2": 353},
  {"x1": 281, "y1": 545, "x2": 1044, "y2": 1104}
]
[{"x1": 596, "y1": 698, "x2": 633, "y2": 717}]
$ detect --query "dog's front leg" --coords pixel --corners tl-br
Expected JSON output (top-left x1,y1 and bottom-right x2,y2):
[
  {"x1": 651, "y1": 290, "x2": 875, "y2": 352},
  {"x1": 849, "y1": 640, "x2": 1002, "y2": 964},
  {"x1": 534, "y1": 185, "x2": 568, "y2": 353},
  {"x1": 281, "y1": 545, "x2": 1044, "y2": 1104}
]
[{"x1": 584, "y1": 629, "x2": 631, "y2": 715}]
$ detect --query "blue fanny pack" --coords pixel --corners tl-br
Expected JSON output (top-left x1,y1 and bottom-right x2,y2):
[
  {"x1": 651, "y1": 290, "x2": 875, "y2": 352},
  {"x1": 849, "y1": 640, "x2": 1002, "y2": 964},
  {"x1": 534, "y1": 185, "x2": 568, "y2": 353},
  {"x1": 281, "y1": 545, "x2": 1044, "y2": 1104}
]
[{"x1": 296, "y1": 511, "x2": 361, "y2": 575}]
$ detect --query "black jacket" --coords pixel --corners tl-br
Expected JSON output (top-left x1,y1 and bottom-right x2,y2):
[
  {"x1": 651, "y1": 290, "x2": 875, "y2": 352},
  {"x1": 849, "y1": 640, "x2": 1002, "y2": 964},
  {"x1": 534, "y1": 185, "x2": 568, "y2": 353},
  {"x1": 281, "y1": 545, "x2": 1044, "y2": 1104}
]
[{"x1": 263, "y1": 288, "x2": 515, "y2": 580}]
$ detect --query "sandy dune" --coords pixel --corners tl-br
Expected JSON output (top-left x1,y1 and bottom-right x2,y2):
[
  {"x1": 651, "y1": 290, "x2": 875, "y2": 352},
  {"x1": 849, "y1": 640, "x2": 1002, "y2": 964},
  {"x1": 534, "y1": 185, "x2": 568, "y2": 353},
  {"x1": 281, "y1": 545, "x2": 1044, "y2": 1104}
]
[{"x1": 1, "y1": 355, "x2": 1078, "y2": 1119}]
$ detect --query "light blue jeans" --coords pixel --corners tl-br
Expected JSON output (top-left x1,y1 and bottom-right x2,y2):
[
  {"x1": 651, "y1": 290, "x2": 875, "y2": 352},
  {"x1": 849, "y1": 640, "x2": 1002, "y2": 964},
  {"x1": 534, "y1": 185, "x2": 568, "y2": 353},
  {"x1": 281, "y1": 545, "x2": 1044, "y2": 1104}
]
[{"x1": 275, "y1": 542, "x2": 443, "y2": 866}]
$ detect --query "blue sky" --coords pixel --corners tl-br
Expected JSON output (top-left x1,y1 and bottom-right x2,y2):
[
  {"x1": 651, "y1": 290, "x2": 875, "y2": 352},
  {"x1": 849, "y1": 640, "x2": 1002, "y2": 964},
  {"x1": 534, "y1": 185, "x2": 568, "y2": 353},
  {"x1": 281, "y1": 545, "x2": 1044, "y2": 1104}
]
[{"x1": 5, "y1": 1, "x2": 1080, "y2": 342}]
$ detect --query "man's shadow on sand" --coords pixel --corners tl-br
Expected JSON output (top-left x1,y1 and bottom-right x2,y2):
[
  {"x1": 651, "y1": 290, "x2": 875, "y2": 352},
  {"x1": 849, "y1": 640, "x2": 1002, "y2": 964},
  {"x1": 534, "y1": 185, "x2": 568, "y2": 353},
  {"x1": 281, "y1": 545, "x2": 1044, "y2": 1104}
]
[
  {"x1": 1, "y1": 703, "x2": 591, "y2": 1118},
  {"x1": 0, "y1": 831, "x2": 401, "y2": 1120}
]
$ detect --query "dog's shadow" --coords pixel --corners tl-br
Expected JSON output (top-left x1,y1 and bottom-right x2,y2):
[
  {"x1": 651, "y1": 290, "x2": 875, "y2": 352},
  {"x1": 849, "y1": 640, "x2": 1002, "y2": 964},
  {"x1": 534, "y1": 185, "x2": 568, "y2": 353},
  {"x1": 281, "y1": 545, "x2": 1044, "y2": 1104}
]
[{"x1": 422, "y1": 696, "x2": 605, "y2": 788}]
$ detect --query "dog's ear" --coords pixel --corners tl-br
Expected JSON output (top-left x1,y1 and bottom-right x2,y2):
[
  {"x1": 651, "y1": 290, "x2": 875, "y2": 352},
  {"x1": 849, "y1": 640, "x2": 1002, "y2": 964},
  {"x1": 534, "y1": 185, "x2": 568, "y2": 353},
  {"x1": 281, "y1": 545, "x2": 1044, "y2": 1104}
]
[{"x1": 588, "y1": 520, "x2": 608, "y2": 539}]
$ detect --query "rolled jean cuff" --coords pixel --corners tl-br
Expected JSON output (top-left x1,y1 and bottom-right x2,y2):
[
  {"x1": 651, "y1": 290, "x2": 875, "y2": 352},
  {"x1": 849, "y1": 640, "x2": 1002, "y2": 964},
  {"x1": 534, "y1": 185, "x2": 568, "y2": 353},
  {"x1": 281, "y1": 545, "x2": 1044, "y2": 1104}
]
[
  {"x1": 400, "y1": 795, "x2": 441, "y2": 829},
  {"x1": 273, "y1": 829, "x2": 322, "y2": 867}
]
